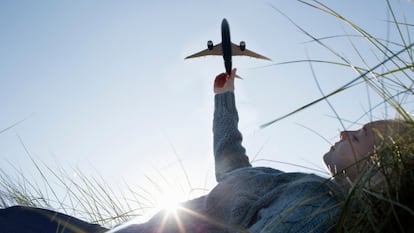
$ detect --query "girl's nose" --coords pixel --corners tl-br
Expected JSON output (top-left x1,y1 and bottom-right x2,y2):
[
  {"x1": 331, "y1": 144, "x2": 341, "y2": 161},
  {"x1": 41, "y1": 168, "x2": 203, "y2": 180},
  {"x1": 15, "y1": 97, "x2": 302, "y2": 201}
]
[{"x1": 340, "y1": 131, "x2": 346, "y2": 140}]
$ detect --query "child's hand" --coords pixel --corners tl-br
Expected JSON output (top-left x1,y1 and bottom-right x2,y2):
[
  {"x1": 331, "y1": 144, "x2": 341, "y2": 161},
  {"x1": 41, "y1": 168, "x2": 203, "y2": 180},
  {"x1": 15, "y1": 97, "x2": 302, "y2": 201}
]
[{"x1": 214, "y1": 68, "x2": 237, "y2": 94}]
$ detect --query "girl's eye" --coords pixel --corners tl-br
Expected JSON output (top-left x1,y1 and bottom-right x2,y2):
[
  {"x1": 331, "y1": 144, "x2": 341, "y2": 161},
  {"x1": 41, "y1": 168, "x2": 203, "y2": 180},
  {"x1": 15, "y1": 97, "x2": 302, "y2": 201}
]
[{"x1": 352, "y1": 135, "x2": 359, "y2": 142}]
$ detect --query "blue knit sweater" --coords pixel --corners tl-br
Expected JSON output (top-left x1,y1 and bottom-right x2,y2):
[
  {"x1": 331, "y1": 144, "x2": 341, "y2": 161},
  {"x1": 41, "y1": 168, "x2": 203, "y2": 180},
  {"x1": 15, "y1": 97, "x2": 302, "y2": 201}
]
[{"x1": 114, "y1": 92, "x2": 344, "y2": 233}]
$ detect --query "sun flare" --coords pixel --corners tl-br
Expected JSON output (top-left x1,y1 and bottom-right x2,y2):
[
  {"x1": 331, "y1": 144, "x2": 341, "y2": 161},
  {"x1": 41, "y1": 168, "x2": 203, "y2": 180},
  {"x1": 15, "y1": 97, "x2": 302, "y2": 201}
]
[{"x1": 156, "y1": 191, "x2": 184, "y2": 214}]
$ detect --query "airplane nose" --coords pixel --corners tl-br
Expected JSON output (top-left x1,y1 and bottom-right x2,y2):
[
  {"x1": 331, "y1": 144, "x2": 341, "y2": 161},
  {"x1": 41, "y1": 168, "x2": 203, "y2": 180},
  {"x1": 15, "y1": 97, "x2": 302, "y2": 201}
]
[{"x1": 221, "y1": 18, "x2": 229, "y2": 28}]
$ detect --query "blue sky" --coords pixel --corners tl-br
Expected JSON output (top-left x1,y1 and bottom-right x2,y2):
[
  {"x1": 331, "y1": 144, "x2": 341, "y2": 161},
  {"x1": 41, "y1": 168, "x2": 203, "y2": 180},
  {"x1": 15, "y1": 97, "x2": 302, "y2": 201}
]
[{"x1": 1, "y1": 0, "x2": 413, "y2": 220}]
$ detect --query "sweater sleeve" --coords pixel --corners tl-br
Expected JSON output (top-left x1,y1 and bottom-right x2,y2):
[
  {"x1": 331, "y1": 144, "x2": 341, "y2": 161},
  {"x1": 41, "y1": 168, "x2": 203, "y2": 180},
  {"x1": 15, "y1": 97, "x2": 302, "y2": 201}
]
[{"x1": 213, "y1": 92, "x2": 251, "y2": 182}]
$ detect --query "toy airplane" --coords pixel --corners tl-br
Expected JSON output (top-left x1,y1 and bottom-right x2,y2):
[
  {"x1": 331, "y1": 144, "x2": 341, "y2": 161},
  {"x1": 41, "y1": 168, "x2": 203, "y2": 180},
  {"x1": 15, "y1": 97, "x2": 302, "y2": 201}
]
[{"x1": 185, "y1": 18, "x2": 271, "y2": 76}]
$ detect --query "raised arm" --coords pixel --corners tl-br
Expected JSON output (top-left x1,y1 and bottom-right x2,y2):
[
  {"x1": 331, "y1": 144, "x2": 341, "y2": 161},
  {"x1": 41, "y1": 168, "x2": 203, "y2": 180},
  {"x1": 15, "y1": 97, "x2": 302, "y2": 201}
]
[{"x1": 213, "y1": 69, "x2": 251, "y2": 182}]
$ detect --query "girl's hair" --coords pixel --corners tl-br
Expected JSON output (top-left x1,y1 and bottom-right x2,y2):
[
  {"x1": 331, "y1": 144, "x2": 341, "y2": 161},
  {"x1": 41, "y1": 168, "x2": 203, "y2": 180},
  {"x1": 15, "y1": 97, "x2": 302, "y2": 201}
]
[{"x1": 335, "y1": 120, "x2": 414, "y2": 233}]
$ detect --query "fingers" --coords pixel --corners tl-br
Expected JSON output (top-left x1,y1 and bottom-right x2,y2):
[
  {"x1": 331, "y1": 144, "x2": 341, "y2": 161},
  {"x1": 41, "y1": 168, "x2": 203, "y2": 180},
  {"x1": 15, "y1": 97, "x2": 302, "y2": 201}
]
[
  {"x1": 214, "y1": 68, "x2": 237, "y2": 94},
  {"x1": 229, "y1": 68, "x2": 237, "y2": 80},
  {"x1": 214, "y1": 72, "x2": 229, "y2": 88},
  {"x1": 227, "y1": 68, "x2": 237, "y2": 85}
]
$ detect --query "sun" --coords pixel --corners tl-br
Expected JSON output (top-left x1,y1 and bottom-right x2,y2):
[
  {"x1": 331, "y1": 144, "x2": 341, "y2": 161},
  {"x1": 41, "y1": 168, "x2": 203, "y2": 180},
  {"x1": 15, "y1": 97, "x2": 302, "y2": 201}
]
[
  {"x1": 104, "y1": 193, "x2": 184, "y2": 233},
  {"x1": 155, "y1": 191, "x2": 184, "y2": 214}
]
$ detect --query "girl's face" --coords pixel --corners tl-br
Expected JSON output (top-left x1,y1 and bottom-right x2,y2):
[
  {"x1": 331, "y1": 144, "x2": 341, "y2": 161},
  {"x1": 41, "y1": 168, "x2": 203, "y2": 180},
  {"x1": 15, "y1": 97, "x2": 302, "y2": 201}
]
[{"x1": 323, "y1": 121, "x2": 390, "y2": 185}]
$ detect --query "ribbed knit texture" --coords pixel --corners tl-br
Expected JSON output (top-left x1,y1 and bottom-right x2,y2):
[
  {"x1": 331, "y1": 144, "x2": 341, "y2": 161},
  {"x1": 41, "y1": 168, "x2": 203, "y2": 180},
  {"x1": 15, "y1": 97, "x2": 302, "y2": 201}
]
[
  {"x1": 213, "y1": 92, "x2": 252, "y2": 182},
  {"x1": 116, "y1": 92, "x2": 344, "y2": 233}
]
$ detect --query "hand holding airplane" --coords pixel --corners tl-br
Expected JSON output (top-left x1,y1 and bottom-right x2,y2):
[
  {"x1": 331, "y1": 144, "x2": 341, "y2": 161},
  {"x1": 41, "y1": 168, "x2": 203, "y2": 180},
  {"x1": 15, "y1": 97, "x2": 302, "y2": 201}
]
[
  {"x1": 214, "y1": 68, "x2": 237, "y2": 94},
  {"x1": 185, "y1": 18, "x2": 271, "y2": 76}
]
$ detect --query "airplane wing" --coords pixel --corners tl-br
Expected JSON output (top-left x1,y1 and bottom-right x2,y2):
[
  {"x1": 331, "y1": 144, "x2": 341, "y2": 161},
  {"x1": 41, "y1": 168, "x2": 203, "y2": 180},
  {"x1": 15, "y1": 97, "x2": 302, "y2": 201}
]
[
  {"x1": 185, "y1": 42, "x2": 271, "y2": 61},
  {"x1": 231, "y1": 43, "x2": 271, "y2": 61},
  {"x1": 185, "y1": 43, "x2": 223, "y2": 59}
]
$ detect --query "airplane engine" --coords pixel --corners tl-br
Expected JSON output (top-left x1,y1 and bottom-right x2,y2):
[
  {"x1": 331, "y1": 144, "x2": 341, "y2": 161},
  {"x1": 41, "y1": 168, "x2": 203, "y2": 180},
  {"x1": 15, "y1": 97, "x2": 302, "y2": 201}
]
[
  {"x1": 239, "y1": 41, "x2": 246, "y2": 51},
  {"x1": 207, "y1": 40, "x2": 213, "y2": 50}
]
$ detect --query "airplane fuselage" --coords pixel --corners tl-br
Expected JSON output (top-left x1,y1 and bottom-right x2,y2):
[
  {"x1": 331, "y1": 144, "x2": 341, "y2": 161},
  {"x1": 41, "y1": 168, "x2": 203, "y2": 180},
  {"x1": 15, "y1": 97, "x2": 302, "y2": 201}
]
[
  {"x1": 221, "y1": 18, "x2": 232, "y2": 75},
  {"x1": 185, "y1": 18, "x2": 270, "y2": 75}
]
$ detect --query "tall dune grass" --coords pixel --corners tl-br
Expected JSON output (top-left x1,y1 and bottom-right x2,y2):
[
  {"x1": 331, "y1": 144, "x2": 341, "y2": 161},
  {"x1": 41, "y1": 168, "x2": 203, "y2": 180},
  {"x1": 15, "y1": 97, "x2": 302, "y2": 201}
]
[
  {"x1": 262, "y1": 0, "x2": 413, "y2": 128},
  {"x1": 1, "y1": 0, "x2": 413, "y2": 232},
  {"x1": 262, "y1": 1, "x2": 414, "y2": 232}
]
